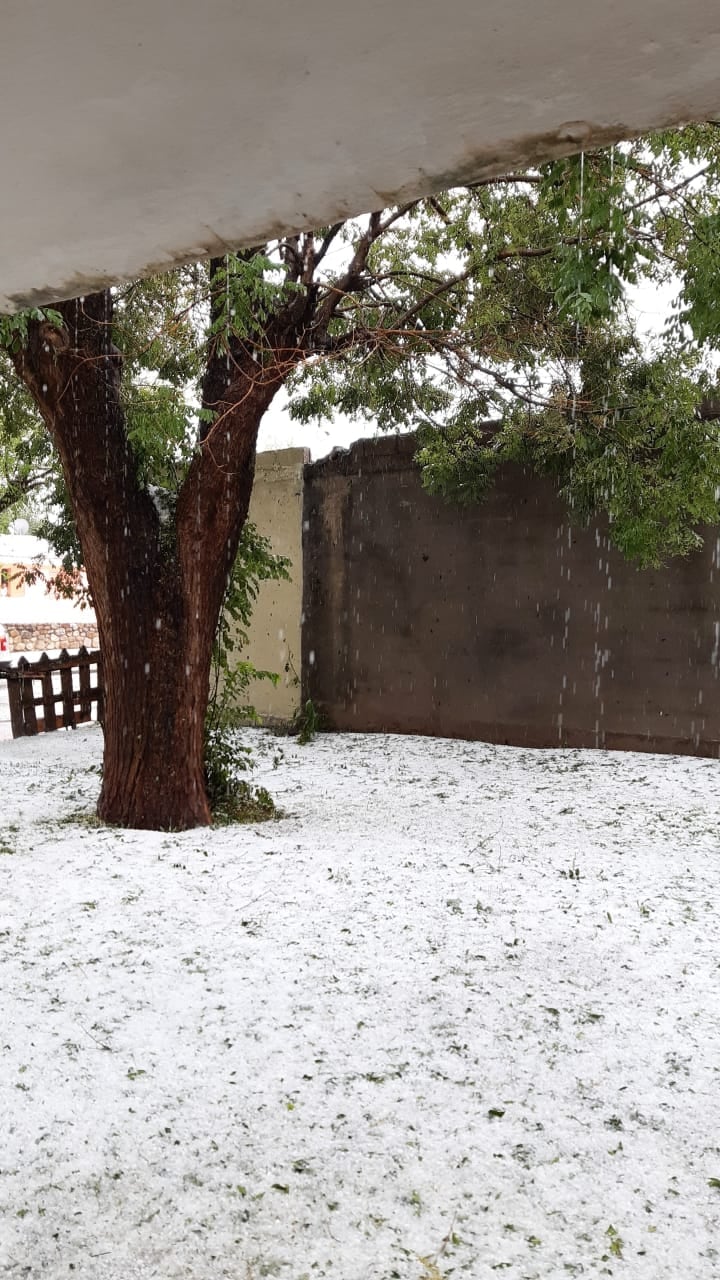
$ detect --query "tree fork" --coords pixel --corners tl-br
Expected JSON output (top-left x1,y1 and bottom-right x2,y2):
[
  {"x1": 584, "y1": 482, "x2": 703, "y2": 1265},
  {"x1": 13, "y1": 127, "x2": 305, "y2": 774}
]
[{"x1": 10, "y1": 290, "x2": 289, "y2": 829}]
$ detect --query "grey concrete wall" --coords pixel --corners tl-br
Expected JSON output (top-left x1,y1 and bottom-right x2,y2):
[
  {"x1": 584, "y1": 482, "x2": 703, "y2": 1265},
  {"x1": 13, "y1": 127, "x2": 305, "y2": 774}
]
[
  {"x1": 240, "y1": 448, "x2": 307, "y2": 723},
  {"x1": 302, "y1": 434, "x2": 720, "y2": 756}
]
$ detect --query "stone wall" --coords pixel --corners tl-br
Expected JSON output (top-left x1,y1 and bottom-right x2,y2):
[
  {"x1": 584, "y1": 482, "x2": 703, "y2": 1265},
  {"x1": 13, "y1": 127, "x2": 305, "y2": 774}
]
[
  {"x1": 302, "y1": 434, "x2": 720, "y2": 758},
  {"x1": 5, "y1": 622, "x2": 99, "y2": 655}
]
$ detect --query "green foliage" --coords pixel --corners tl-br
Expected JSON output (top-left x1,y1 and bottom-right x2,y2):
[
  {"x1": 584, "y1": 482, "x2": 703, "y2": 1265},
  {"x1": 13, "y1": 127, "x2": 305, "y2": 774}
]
[
  {"x1": 124, "y1": 384, "x2": 194, "y2": 491},
  {"x1": 206, "y1": 522, "x2": 291, "y2": 734},
  {"x1": 416, "y1": 419, "x2": 504, "y2": 504},
  {"x1": 292, "y1": 698, "x2": 323, "y2": 746},
  {"x1": 679, "y1": 210, "x2": 720, "y2": 347},
  {"x1": 209, "y1": 254, "x2": 300, "y2": 351},
  {"x1": 0, "y1": 349, "x2": 56, "y2": 525},
  {"x1": 19, "y1": 468, "x2": 97, "y2": 608},
  {"x1": 0, "y1": 307, "x2": 63, "y2": 352},
  {"x1": 202, "y1": 523, "x2": 291, "y2": 820},
  {"x1": 420, "y1": 333, "x2": 720, "y2": 566},
  {"x1": 541, "y1": 150, "x2": 645, "y2": 324},
  {"x1": 203, "y1": 727, "x2": 276, "y2": 824},
  {"x1": 556, "y1": 356, "x2": 720, "y2": 565},
  {"x1": 113, "y1": 269, "x2": 205, "y2": 387}
]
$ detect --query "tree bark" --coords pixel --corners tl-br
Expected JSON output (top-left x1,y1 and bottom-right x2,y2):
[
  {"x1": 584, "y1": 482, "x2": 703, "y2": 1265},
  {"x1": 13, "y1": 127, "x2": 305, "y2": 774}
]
[{"x1": 10, "y1": 291, "x2": 284, "y2": 829}]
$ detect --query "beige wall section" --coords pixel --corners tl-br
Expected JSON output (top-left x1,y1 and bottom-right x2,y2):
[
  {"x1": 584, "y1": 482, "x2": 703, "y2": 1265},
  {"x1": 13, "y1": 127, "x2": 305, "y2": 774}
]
[{"x1": 238, "y1": 448, "x2": 308, "y2": 723}]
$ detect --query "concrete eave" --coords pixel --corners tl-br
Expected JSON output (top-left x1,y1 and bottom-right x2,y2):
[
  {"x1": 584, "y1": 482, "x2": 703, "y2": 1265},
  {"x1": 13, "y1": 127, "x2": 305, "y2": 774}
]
[{"x1": 2, "y1": 0, "x2": 720, "y2": 311}]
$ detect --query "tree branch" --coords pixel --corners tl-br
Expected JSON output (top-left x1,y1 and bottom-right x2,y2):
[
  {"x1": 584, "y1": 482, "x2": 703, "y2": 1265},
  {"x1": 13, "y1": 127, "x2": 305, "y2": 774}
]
[
  {"x1": 392, "y1": 269, "x2": 472, "y2": 330},
  {"x1": 312, "y1": 211, "x2": 383, "y2": 334},
  {"x1": 312, "y1": 222, "x2": 345, "y2": 271}
]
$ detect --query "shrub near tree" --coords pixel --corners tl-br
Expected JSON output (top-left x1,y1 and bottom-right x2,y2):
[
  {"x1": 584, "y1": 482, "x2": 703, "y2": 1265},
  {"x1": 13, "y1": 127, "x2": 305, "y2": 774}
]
[{"x1": 2, "y1": 124, "x2": 720, "y2": 828}]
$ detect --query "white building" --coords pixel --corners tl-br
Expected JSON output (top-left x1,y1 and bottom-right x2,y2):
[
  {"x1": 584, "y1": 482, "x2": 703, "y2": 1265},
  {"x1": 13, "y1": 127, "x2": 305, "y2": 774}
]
[{"x1": 0, "y1": 534, "x2": 97, "y2": 654}]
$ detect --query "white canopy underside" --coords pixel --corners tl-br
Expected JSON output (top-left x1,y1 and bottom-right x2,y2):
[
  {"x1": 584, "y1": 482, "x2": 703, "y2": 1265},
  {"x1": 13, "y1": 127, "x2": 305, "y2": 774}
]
[{"x1": 2, "y1": 0, "x2": 720, "y2": 310}]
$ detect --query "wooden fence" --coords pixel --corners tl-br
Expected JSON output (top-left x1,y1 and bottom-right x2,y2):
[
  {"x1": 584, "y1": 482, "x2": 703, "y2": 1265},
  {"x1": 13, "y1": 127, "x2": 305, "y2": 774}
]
[{"x1": 0, "y1": 647, "x2": 103, "y2": 738}]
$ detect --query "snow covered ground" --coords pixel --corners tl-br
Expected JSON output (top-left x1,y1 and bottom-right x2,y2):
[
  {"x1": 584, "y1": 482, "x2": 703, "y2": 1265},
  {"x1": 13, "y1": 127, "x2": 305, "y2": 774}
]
[{"x1": 1, "y1": 726, "x2": 719, "y2": 1279}]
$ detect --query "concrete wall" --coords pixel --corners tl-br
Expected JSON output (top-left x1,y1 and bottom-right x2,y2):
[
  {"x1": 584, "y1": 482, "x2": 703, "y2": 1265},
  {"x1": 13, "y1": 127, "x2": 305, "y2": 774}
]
[
  {"x1": 302, "y1": 434, "x2": 720, "y2": 757},
  {"x1": 240, "y1": 448, "x2": 307, "y2": 723}
]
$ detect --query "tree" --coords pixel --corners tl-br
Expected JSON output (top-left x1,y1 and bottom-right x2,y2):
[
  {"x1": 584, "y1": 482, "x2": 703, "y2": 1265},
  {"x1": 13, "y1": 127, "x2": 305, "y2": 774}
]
[
  {"x1": 0, "y1": 347, "x2": 56, "y2": 528},
  {"x1": 3, "y1": 123, "x2": 720, "y2": 829},
  {"x1": 409, "y1": 132, "x2": 720, "y2": 566}
]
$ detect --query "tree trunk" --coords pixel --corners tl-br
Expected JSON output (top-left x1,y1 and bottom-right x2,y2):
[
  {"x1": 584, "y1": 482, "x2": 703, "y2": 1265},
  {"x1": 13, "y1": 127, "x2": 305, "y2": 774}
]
[
  {"x1": 10, "y1": 290, "x2": 283, "y2": 830},
  {"x1": 95, "y1": 562, "x2": 215, "y2": 828}
]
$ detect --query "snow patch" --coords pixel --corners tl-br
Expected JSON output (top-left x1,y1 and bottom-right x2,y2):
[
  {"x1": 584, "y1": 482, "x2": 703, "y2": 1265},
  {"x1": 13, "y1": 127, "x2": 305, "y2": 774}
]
[{"x1": 0, "y1": 728, "x2": 719, "y2": 1277}]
